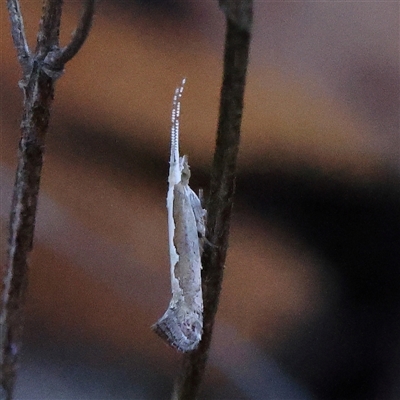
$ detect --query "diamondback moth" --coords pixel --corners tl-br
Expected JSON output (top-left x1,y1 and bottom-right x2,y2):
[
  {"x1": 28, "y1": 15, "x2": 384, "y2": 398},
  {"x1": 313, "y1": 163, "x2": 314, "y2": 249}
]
[{"x1": 152, "y1": 79, "x2": 206, "y2": 352}]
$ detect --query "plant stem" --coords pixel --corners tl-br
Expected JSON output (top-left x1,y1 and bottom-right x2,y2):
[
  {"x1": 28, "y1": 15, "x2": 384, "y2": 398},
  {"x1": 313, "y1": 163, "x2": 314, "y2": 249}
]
[
  {"x1": 0, "y1": 62, "x2": 54, "y2": 400},
  {"x1": 1, "y1": 1, "x2": 96, "y2": 398},
  {"x1": 172, "y1": 1, "x2": 253, "y2": 398}
]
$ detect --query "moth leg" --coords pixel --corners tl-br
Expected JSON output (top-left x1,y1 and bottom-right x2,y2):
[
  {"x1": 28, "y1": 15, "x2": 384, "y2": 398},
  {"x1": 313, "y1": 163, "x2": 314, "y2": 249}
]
[
  {"x1": 198, "y1": 188, "x2": 205, "y2": 209},
  {"x1": 188, "y1": 188, "x2": 217, "y2": 254},
  {"x1": 188, "y1": 188, "x2": 206, "y2": 239}
]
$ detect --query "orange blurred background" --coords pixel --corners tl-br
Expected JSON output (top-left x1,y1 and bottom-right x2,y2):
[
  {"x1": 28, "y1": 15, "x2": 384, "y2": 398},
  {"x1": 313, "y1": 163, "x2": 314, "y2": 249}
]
[{"x1": 1, "y1": 1, "x2": 399, "y2": 399}]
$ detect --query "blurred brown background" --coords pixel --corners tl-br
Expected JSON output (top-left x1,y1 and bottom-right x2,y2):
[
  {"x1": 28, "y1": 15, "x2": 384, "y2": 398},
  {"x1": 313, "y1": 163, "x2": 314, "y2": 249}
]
[{"x1": 1, "y1": 1, "x2": 399, "y2": 399}]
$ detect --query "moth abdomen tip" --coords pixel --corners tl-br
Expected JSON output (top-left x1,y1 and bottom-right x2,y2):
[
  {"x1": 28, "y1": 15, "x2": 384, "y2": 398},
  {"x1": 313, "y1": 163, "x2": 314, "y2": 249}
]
[{"x1": 152, "y1": 309, "x2": 202, "y2": 353}]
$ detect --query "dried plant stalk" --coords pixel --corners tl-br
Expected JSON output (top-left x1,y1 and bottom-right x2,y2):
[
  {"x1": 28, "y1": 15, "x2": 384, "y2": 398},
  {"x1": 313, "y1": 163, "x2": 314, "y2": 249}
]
[{"x1": 1, "y1": 1, "x2": 95, "y2": 398}]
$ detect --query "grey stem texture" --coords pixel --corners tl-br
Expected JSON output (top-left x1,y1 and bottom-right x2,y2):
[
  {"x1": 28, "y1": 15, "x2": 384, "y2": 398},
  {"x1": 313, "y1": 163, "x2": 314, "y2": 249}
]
[
  {"x1": 1, "y1": 61, "x2": 54, "y2": 400},
  {"x1": 36, "y1": 0, "x2": 63, "y2": 55},
  {"x1": 6, "y1": 0, "x2": 30, "y2": 74}
]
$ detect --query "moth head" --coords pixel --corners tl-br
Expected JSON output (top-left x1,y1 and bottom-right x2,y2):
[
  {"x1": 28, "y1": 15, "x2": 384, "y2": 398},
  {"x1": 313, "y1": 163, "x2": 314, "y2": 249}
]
[{"x1": 181, "y1": 155, "x2": 191, "y2": 183}]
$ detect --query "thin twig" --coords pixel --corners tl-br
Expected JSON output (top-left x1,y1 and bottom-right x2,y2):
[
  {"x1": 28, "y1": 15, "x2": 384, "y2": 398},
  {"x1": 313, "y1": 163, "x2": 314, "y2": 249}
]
[
  {"x1": 1, "y1": 1, "x2": 96, "y2": 398},
  {"x1": 6, "y1": 0, "x2": 30, "y2": 72},
  {"x1": 172, "y1": 1, "x2": 253, "y2": 399},
  {"x1": 53, "y1": 0, "x2": 96, "y2": 67},
  {"x1": 36, "y1": 0, "x2": 63, "y2": 56}
]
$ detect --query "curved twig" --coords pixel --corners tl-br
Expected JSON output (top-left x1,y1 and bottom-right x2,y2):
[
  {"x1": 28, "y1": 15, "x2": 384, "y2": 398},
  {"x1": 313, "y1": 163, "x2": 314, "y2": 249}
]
[
  {"x1": 54, "y1": 0, "x2": 96, "y2": 66},
  {"x1": 172, "y1": 1, "x2": 253, "y2": 399}
]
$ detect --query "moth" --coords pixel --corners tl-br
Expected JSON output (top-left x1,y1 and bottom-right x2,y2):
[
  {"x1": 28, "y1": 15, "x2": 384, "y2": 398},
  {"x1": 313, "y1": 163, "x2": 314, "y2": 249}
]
[{"x1": 152, "y1": 79, "x2": 206, "y2": 352}]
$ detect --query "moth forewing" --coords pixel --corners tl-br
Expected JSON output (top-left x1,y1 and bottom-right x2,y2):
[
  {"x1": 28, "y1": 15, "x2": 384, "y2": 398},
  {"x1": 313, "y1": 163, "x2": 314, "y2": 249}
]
[{"x1": 153, "y1": 166, "x2": 204, "y2": 352}]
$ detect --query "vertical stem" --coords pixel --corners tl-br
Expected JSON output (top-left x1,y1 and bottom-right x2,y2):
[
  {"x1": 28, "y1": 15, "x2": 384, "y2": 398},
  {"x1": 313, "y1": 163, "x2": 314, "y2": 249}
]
[
  {"x1": 36, "y1": 0, "x2": 63, "y2": 55},
  {"x1": 2, "y1": 0, "x2": 95, "y2": 396},
  {"x1": 172, "y1": 1, "x2": 253, "y2": 398},
  {"x1": 0, "y1": 64, "x2": 55, "y2": 399}
]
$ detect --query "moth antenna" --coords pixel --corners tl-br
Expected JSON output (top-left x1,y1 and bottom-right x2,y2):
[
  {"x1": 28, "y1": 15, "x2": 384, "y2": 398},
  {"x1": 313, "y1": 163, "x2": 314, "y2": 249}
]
[{"x1": 170, "y1": 78, "x2": 186, "y2": 165}]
